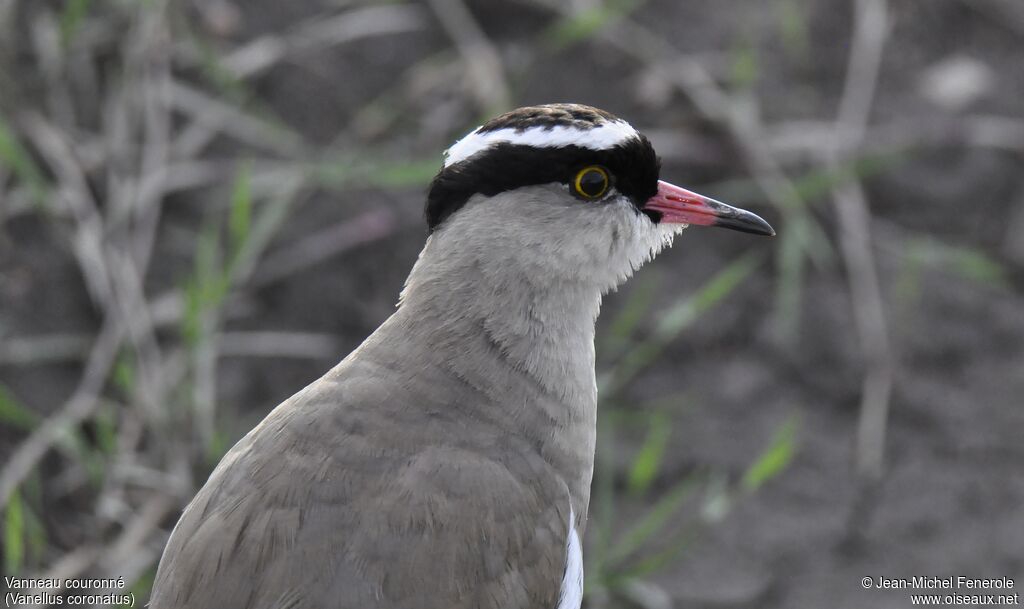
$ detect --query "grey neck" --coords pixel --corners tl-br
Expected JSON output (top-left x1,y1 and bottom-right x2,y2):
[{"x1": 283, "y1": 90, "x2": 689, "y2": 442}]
[
  {"x1": 397, "y1": 231, "x2": 603, "y2": 413},
  {"x1": 380, "y1": 226, "x2": 604, "y2": 522}
]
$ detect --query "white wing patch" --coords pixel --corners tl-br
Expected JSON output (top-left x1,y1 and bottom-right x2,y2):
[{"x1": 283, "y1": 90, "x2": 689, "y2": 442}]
[
  {"x1": 556, "y1": 505, "x2": 583, "y2": 609},
  {"x1": 444, "y1": 121, "x2": 638, "y2": 168}
]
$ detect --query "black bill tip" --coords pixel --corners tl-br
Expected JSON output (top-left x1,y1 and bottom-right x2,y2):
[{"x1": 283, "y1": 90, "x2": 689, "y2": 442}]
[{"x1": 707, "y1": 201, "x2": 776, "y2": 237}]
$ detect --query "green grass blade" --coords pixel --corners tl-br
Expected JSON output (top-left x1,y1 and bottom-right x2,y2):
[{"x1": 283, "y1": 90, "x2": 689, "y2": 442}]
[
  {"x1": 601, "y1": 273, "x2": 659, "y2": 359},
  {"x1": 778, "y1": 0, "x2": 809, "y2": 59},
  {"x1": 0, "y1": 384, "x2": 39, "y2": 431},
  {"x1": 204, "y1": 427, "x2": 232, "y2": 467},
  {"x1": 4, "y1": 488, "x2": 25, "y2": 573},
  {"x1": 94, "y1": 403, "x2": 119, "y2": 456},
  {"x1": 56, "y1": 427, "x2": 106, "y2": 488},
  {"x1": 229, "y1": 162, "x2": 253, "y2": 264},
  {"x1": 774, "y1": 215, "x2": 808, "y2": 340},
  {"x1": 730, "y1": 39, "x2": 759, "y2": 91},
  {"x1": 543, "y1": 0, "x2": 647, "y2": 49},
  {"x1": 113, "y1": 351, "x2": 136, "y2": 395},
  {"x1": 943, "y1": 246, "x2": 1008, "y2": 287},
  {"x1": 588, "y1": 408, "x2": 621, "y2": 586},
  {"x1": 133, "y1": 566, "x2": 158, "y2": 604},
  {"x1": 904, "y1": 238, "x2": 1008, "y2": 288},
  {"x1": 602, "y1": 474, "x2": 701, "y2": 569},
  {"x1": 0, "y1": 115, "x2": 50, "y2": 208},
  {"x1": 60, "y1": 0, "x2": 91, "y2": 46},
  {"x1": 605, "y1": 251, "x2": 763, "y2": 395},
  {"x1": 627, "y1": 411, "x2": 672, "y2": 495},
  {"x1": 181, "y1": 220, "x2": 228, "y2": 347},
  {"x1": 742, "y1": 415, "x2": 800, "y2": 493},
  {"x1": 363, "y1": 158, "x2": 441, "y2": 189},
  {"x1": 613, "y1": 523, "x2": 701, "y2": 583},
  {"x1": 792, "y1": 151, "x2": 903, "y2": 203},
  {"x1": 311, "y1": 156, "x2": 439, "y2": 191},
  {"x1": 23, "y1": 499, "x2": 46, "y2": 567}
]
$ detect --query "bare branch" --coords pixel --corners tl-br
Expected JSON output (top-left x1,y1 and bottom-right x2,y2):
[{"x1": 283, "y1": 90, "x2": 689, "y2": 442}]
[
  {"x1": 222, "y1": 5, "x2": 428, "y2": 80},
  {"x1": 828, "y1": 0, "x2": 894, "y2": 493},
  {"x1": 428, "y1": 0, "x2": 511, "y2": 113},
  {"x1": 254, "y1": 208, "x2": 398, "y2": 287},
  {"x1": 0, "y1": 314, "x2": 123, "y2": 508}
]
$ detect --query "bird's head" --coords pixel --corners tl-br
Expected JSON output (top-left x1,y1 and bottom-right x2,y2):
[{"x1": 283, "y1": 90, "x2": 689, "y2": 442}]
[{"x1": 420, "y1": 104, "x2": 774, "y2": 294}]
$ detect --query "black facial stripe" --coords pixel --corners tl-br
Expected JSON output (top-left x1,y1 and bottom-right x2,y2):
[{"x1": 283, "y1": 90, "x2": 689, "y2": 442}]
[{"x1": 425, "y1": 136, "x2": 661, "y2": 232}]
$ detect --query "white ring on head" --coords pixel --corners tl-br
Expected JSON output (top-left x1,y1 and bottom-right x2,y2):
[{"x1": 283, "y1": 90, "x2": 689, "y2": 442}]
[{"x1": 443, "y1": 120, "x2": 639, "y2": 168}]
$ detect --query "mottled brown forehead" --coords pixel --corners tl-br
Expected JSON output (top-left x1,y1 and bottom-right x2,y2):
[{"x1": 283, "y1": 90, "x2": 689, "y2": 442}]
[{"x1": 478, "y1": 104, "x2": 621, "y2": 134}]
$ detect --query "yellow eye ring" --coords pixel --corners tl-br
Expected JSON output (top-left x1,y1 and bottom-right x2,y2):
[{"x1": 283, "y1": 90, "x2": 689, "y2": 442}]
[{"x1": 573, "y1": 165, "x2": 610, "y2": 199}]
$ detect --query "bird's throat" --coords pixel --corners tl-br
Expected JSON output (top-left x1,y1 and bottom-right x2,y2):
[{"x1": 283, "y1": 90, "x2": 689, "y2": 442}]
[
  {"x1": 398, "y1": 247, "x2": 602, "y2": 407},
  {"x1": 388, "y1": 236, "x2": 604, "y2": 523}
]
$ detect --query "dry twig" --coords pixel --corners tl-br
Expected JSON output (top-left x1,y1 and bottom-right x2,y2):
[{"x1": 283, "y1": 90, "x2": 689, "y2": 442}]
[
  {"x1": 829, "y1": 0, "x2": 894, "y2": 536},
  {"x1": 221, "y1": 5, "x2": 428, "y2": 79},
  {"x1": 427, "y1": 0, "x2": 511, "y2": 113},
  {"x1": 0, "y1": 314, "x2": 123, "y2": 508}
]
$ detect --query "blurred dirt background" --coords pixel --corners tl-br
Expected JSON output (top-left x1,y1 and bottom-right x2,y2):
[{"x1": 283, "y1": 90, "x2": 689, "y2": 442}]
[{"x1": 1, "y1": 0, "x2": 1023, "y2": 607}]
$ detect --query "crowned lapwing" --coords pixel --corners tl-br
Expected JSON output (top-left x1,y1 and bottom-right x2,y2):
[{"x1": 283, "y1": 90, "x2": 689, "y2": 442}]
[{"x1": 150, "y1": 104, "x2": 774, "y2": 609}]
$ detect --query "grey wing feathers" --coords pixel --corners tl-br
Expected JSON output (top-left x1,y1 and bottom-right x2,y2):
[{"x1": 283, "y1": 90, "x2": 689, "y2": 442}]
[{"x1": 149, "y1": 368, "x2": 571, "y2": 609}]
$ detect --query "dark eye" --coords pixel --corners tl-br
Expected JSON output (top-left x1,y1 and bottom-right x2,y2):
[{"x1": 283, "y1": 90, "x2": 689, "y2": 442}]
[{"x1": 573, "y1": 166, "x2": 610, "y2": 199}]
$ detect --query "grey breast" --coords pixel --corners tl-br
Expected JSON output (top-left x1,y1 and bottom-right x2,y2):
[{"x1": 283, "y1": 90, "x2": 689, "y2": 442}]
[{"x1": 148, "y1": 314, "x2": 574, "y2": 609}]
